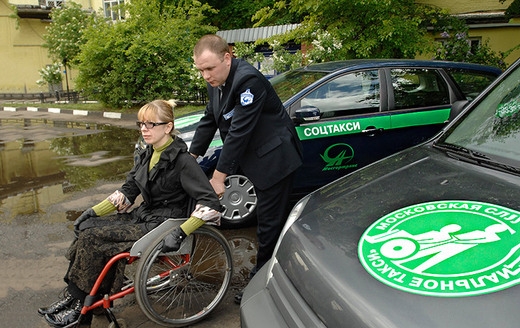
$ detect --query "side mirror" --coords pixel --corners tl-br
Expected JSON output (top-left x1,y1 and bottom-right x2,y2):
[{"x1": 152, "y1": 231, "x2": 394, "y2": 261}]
[
  {"x1": 294, "y1": 106, "x2": 321, "y2": 124},
  {"x1": 449, "y1": 100, "x2": 469, "y2": 122}
]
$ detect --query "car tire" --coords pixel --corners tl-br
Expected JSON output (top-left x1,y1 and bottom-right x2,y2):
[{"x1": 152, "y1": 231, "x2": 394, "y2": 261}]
[
  {"x1": 220, "y1": 228, "x2": 258, "y2": 286},
  {"x1": 220, "y1": 175, "x2": 257, "y2": 228}
]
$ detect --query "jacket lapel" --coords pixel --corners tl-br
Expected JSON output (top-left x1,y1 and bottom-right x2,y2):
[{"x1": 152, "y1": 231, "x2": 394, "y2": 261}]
[{"x1": 214, "y1": 58, "x2": 239, "y2": 120}]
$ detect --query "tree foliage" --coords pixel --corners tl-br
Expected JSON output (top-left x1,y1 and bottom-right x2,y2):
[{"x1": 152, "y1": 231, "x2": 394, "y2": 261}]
[
  {"x1": 251, "y1": 0, "x2": 305, "y2": 27},
  {"x1": 431, "y1": 16, "x2": 509, "y2": 70},
  {"x1": 253, "y1": 0, "x2": 444, "y2": 61},
  {"x1": 42, "y1": 0, "x2": 516, "y2": 107},
  {"x1": 501, "y1": 0, "x2": 520, "y2": 18},
  {"x1": 234, "y1": 40, "x2": 303, "y2": 74},
  {"x1": 202, "y1": 0, "x2": 301, "y2": 29},
  {"x1": 232, "y1": 42, "x2": 266, "y2": 65},
  {"x1": 42, "y1": 1, "x2": 93, "y2": 66},
  {"x1": 248, "y1": 0, "x2": 513, "y2": 71},
  {"x1": 36, "y1": 62, "x2": 63, "y2": 87},
  {"x1": 75, "y1": 0, "x2": 217, "y2": 108}
]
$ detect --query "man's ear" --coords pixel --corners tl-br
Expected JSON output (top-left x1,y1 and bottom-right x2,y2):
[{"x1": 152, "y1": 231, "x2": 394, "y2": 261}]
[{"x1": 224, "y1": 52, "x2": 232, "y2": 64}]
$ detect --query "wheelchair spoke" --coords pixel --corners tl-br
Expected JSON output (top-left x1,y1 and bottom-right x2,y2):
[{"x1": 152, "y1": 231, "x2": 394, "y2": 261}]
[{"x1": 135, "y1": 226, "x2": 233, "y2": 327}]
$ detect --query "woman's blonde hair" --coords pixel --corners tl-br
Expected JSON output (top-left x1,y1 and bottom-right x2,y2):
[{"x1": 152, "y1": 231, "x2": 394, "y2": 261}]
[{"x1": 137, "y1": 100, "x2": 179, "y2": 136}]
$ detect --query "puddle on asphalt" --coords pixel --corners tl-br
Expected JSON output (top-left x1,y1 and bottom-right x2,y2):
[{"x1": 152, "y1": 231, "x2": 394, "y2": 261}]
[{"x1": 0, "y1": 117, "x2": 138, "y2": 219}]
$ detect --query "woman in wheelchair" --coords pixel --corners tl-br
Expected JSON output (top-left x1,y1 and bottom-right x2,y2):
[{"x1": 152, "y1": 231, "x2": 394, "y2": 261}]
[{"x1": 38, "y1": 100, "x2": 222, "y2": 328}]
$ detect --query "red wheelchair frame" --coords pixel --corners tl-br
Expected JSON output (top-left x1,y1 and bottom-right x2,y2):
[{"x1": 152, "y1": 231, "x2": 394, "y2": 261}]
[{"x1": 71, "y1": 219, "x2": 233, "y2": 328}]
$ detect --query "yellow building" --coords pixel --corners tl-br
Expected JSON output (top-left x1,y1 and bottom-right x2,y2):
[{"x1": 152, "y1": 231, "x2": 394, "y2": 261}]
[
  {"x1": 0, "y1": 0, "x2": 519, "y2": 94},
  {"x1": 418, "y1": 0, "x2": 520, "y2": 64},
  {"x1": 0, "y1": 0, "x2": 122, "y2": 94}
]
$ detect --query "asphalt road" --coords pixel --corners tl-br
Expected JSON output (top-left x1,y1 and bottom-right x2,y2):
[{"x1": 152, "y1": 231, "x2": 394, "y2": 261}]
[
  {"x1": 0, "y1": 106, "x2": 244, "y2": 328},
  {"x1": 0, "y1": 211, "x2": 243, "y2": 328}
]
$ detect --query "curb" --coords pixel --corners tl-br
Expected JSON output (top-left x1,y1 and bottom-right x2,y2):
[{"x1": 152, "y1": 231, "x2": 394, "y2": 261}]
[{"x1": 0, "y1": 105, "x2": 136, "y2": 121}]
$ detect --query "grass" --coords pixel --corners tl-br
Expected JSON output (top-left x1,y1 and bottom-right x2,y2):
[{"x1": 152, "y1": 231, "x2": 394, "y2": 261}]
[{"x1": 0, "y1": 102, "x2": 205, "y2": 117}]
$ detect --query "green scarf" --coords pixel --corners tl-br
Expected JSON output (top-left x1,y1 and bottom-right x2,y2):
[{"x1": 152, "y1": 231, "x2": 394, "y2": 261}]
[{"x1": 149, "y1": 136, "x2": 173, "y2": 171}]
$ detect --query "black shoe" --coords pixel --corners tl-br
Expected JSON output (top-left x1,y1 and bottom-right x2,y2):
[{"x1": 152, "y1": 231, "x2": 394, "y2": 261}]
[
  {"x1": 161, "y1": 228, "x2": 187, "y2": 253},
  {"x1": 38, "y1": 290, "x2": 75, "y2": 316},
  {"x1": 234, "y1": 289, "x2": 244, "y2": 305},
  {"x1": 44, "y1": 298, "x2": 82, "y2": 328},
  {"x1": 249, "y1": 267, "x2": 258, "y2": 280}
]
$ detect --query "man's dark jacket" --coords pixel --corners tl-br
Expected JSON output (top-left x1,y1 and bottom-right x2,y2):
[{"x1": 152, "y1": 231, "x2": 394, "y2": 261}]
[{"x1": 190, "y1": 58, "x2": 303, "y2": 190}]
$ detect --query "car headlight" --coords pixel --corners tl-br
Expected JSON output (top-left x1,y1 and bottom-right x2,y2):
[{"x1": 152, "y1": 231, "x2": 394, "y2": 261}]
[{"x1": 265, "y1": 195, "x2": 310, "y2": 281}]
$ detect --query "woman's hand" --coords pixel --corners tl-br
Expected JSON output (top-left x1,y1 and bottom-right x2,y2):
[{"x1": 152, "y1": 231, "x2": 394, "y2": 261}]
[{"x1": 73, "y1": 208, "x2": 98, "y2": 236}]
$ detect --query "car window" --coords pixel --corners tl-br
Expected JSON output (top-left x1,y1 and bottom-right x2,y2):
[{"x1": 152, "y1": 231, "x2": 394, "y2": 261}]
[
  {"x1": 443, "y1": 65, "x2": 520, "y2": 166},
  {"x1": 270, "y1": 70, "x2": 329, "y2": 103},
  {"x1": 445, "y1": 68, "x2": 499, "y2": 101},
  {"x1": 300, "y1": 70, "x2": 380, "y2": 117},
  {"x1": 391, "y1": 68, "x2": 450, "y2": 110}
]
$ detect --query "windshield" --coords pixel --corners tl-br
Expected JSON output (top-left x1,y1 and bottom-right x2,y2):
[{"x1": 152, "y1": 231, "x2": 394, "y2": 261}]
[
  {"x1": 441, "y1": 63, "x2": 520, "y2": 167},
  {"x1": 270, "y1": 70, "x2": 329, "y2": 103}
]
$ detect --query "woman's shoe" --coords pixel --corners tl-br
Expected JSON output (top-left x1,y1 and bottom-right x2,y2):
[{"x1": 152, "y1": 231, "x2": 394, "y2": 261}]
[
  {"x1": 44, "y1": 298, "x2": 82, "y2": 327},
  {"x1": 37, "y1": 290, "x2": 74, "y2": 316},
  {"x1": 234, "y1": 289, "x2": 244, "y2": 304}
]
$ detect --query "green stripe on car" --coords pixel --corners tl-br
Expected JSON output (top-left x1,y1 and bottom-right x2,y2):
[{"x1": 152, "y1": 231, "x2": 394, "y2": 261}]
[{"x1": 296, "y1": 108, "x2": 450, "y2": 140}]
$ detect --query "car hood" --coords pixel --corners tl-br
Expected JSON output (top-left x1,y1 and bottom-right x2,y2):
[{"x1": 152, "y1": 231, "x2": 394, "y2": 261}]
[{"x1": 277, "y1": 143, "x2": 520, "y2": 328}]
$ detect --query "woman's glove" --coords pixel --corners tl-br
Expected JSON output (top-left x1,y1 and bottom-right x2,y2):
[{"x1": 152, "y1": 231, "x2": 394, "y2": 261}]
[{"x1": 73, "y1": 208, "x2": 98, "y2": 235}]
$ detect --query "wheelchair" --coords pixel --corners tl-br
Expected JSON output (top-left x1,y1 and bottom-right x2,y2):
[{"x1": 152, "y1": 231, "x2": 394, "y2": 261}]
[{"x1": 71, "y1": 218, "x2": 233, "y2": 328}]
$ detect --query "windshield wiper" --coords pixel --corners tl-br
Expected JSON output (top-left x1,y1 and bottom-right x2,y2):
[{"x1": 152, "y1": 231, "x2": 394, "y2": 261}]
[
  {"x1": 433, "y1": 142, "x2": 520, "y2": 175},
  {"x1": 433, "y1": 142, "x2": 490, "y2": 160}
]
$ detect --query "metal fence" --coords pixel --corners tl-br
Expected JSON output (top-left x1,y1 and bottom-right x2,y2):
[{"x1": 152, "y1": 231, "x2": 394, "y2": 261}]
[
  {"x1": 0, "y1": 90, "x2": 207, "y2": 105},
  {"x1": 0, "y1": 91, "x2": 82, "y2": 104}
]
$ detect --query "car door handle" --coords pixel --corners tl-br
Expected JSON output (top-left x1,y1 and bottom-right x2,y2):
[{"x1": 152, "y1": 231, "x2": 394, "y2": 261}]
[{"x1": 361, "y1": 126, "x2": 384, "y2": 134}]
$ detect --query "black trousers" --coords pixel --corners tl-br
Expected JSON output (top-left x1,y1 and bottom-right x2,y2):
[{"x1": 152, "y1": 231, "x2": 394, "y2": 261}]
[{"x1": 252, "y1": 172, "x2": 295, "y2": 277}]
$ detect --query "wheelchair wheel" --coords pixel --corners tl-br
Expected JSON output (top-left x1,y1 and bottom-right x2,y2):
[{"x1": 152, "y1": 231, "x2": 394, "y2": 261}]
[{"x1": 134, "y1": 225, "x2": 233, "y2": 327}]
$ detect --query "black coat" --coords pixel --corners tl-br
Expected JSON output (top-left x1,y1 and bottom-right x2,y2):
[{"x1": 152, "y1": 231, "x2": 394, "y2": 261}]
[
  {"x1": 190, "y1": 58, "x2": 303, "y2": 190},
  {"x1": 122, "y1": 137, "x2": 220, "y2": 224}
]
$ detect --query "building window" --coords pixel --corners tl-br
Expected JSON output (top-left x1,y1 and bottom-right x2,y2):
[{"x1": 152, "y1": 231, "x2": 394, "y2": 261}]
[
  {"x1": 469, "y1": 38, "x2": 482, "y2": 54},
  {"x1": 46, "y1": 0, "x2": 63, "y2": 7},
  {"x1": 435, "y1": 36, "x2": 482, "y2": 52},
  {"x1": 104, "y1": 0, "x2": 125, "y2": 21}
]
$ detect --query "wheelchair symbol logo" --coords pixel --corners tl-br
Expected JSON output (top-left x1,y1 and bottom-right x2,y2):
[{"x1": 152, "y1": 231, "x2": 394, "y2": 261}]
[{"x1": 358, "y1": 200, "x2": 520, "y2": 297}]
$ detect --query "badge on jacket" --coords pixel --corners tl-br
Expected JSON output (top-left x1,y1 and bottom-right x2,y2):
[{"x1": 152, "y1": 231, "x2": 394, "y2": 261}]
[
  {"x1": 240, "y1": 89, "x2": 254, "y2": 106},
  {"x1": 223, "y1": 109, "x2": 234, "y2": 120}
]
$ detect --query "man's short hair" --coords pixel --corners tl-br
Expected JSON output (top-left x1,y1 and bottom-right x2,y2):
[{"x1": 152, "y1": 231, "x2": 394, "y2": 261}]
[{"x1": 194, "y1": 34, "x2": 230, "y2": 59}]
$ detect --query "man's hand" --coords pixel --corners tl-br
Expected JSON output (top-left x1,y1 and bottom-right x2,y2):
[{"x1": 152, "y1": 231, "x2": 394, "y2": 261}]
[{"x1": 210, "y1": 170, "x2": 227, "y2": 199}]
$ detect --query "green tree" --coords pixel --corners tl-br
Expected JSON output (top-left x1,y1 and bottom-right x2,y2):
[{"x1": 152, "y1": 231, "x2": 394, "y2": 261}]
[
  {"x1": 253, "y1": 0, "x2": 443, "y2": 61},
  {"x1": 41, "y1": 1, "x2": 94, "y2": 89},
  {"x1": 233, "y1": 42, "x2": 266, "y2": 65},
  {"x1": 431, "y1": 15, "x2": 515, "y2": 70},
  {"x1": 75, "y1": 0, "x2": 217, "y2": 108},
  {"x1": 234, "y1": 41, "x2": 302, "y2": 74},
  {"x1": 252, "y1": 0, "x2": 303, "y2": 27},
  {"x1": 36, "y1": 62, "x2": 63, "y2": 89},
  {"x1": 202, "y1": 0, "x2": 300, "y2": 30},
  {"x1": 501, "y1": 0, "x2": 520, "y2": 18},
  {"x1": 249, "y1": 0, "x2": 515, "y2": 72}
]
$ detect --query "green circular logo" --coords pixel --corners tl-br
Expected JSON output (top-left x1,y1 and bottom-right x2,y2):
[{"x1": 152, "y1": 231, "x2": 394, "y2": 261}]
[{"x1": 358, "y1": 200, "x2": 520, "y2": 297}]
